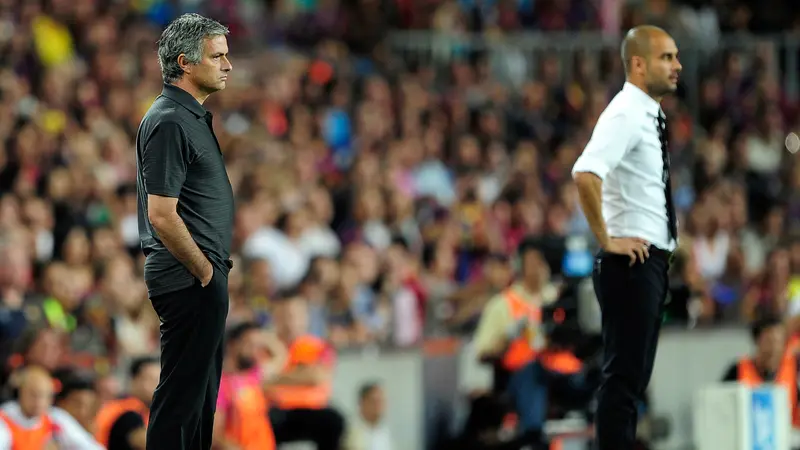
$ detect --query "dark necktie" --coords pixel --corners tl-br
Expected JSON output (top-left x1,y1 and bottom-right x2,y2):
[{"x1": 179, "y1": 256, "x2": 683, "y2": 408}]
[{"x1": 657, "y1": 112, "x2": 678, "y2": 240}]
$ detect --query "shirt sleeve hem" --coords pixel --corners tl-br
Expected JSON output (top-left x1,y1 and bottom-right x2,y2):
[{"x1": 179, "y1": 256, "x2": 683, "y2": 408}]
[
  {"x1": 571, "y1": 164, "x2": 610, "y2": 181},
  {"x1": 144, "y1": 189, "x2": 181, "y2": 199}
]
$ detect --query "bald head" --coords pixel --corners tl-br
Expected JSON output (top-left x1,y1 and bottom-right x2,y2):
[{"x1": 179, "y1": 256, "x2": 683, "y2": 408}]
[
  {"x1": 620, "y1": 25, "x2": 681, "y2": 98},
  {"x1": 17, "y1": 366, "x2": 55, "y2": 418},
  {"x1": 621, "y1": 26, "x2": 670, "y2": 75}
]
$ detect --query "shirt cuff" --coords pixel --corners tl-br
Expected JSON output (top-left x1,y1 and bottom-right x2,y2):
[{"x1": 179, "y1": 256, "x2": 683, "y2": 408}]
[{"x1": 572, "y1": 156, "x2": 611, "y2": 181}]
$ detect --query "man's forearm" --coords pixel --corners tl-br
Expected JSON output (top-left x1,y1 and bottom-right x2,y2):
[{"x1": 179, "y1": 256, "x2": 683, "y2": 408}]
[
  {"x1": 151, "y1": 213, "x2": 211, "y2": 279},
  {"x1": 574, "y1": 172, "x2": 609, "y2": 248}
]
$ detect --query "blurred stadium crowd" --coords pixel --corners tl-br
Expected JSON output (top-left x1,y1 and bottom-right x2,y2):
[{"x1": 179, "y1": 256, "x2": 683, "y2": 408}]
[{"x1": 0, "y1": 0, "x2": 800, "y2": 448}]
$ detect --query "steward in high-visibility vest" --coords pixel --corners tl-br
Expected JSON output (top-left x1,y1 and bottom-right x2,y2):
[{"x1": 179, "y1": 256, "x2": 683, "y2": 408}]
[
  {"x1": 475, "y1": 239, "x2": 560, "y2": 392},
  {"x1": 268, "y1": 296, "x2": 345, "y2": 450},
  {"x1": 722, "y1": 315, "x2": 800, "y2": 428},
  {"x1": 94, "y1": 356, "x2": 159, "y2": 449}
]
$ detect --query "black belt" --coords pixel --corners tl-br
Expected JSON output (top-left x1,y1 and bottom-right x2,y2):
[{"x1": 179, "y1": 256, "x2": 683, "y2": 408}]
[{"x1": 648, "y1": 245, "x2": 674, "y2": 264}]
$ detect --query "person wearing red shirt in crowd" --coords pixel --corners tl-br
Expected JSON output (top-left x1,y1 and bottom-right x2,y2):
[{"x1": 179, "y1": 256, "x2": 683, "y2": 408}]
[{"x1": 214, "y1": 322, "x2": 287, "y2": 450}]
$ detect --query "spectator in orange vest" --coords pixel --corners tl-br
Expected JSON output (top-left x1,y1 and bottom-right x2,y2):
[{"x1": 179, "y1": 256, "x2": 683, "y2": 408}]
[
  {"x1": 266, "y1": 295, "x2": 345, "y2": 450},
  {"x1": 474, "y1": 240, "x2": 558, "y2": 392},
  {"x1": 0, "y1": 365, "x2": 103, "y2": 449},
  {"x1": 94, "y1": 356, "x2": 159, "y2": 450},
  {"x1": 213, "y1": 321, "x2": 286, "y2": 450},
  {"x1": 474, "y1": 240, "x2": 592, "y2": 448},
  {"x1": 722, "y1": 315, "x2": 800, "y2": 428},
  {"x1": 53, "y1": 370, "x2": 98, "y2": 433}
]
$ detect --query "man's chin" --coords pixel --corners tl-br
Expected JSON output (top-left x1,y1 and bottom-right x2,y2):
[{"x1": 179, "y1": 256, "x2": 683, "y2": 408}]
[
  {"x1": 655, "y1": 83, "x2": 678, "y2": 97},
  {"x1": 202, "y1": 81, "x2": 226, "y2": 93}
]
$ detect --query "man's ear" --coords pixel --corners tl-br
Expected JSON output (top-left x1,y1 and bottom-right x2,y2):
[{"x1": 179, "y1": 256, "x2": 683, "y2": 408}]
[{"x1": 177, "y1": 54, "x2": 192, "y2": 75}]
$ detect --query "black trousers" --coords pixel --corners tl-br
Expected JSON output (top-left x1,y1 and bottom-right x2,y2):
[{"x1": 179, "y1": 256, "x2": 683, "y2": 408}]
[
  {"x1": 145, "y1": 270, "x2": 229, "y2": 450},
  {"x1": 592, "y1": 247, "x2": 670, "y2": 450},
  {"x1": 269, "y1": 407, "x2": 345, "y2": 450}
]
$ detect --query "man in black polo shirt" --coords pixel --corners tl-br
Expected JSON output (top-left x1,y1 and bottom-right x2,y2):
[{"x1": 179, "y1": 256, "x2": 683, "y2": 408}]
[{"x1": 135, "y1": 13, "x2": 234, "y2": 450}]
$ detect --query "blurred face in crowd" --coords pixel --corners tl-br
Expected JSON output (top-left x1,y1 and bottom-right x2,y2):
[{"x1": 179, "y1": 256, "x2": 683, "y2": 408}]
[
  {"x1": 756, "y1": 323, "x2": 786, "y2": 366},
  {"x1": 232, "y1": 328, "x2": 260, "y2": 371},
  {"x1": 95, "y1": 375, "x2": 121, "y2": 406},
  {"x1": 485, "y1": 256, "x2": 512, "y2": 289},
  {"x1": 313, "y1": 257, "x2": 340, "y2": 292},
  {"x1": 246, "y1": 259, "x2": 272, "y2": 297},
  {"x1": 345, "y1": 243, "x2": 380, "y2": 285},
  {"x1": 0, "y1": 243, "x2": 32, "y2": 291},
  {"x1": 58, "y1": 387, "x2": 98, "y2": 431},
  {"x1": 184, "y1": 35, "x2": 232, "y2": 96},
  {"x1": 521, "y1": 249, "x2": 549, "y2": 291},
  {"x1": 18, "y1": 367, "x2": 54, "y2": 418},
  {"x1": 62, "y1": 228, "x2": 91, "y2": 266},
  {"x1": 26, "y1": 329, "x2": 63, "y2": 371},
  {"x1": 44, "y1": 263, "x2": 81, "y2": 310},
  {"x1": 274, "y1": 297, "x2": 309, "y2": 341},
  {"x1": 131, "y1": 362, "x2": 160, "y2": 405},
  {"x1": 359, "y1": 385, "x2": 386, "y2": 424}
]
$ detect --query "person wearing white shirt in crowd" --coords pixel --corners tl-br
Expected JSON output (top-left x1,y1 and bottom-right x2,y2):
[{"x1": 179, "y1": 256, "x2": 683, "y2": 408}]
[
  {"x1": 343, "y1": 382, "x2": 394, "y2": 450},
  {"x1": 0, "y1": 366, "x2": 103, "y2": 450},
  {"x1": 571, "y1": 25, "x2": 682, "y2": 450}
]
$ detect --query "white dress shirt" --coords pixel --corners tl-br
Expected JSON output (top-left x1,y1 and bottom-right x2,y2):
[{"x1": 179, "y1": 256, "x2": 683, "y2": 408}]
[
  {"x1": 344, "y1": 417, "x2": 395, "y2": 450},
  {"x1": 0, "y1": 402, "x2": 104, "y2": 450},
  {"x1": 572, "y1": 82, "x2": 677, "y2": 251}
]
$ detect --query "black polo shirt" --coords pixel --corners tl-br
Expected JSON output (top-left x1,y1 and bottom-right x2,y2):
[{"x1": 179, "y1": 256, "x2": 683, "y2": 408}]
[{"x1": 136, "y1": 83, "x2": 234, "y2": 297}]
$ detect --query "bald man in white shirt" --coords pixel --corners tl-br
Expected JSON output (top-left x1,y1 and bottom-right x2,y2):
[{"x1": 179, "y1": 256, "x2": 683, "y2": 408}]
[
  {"x1": 0, "y1": 366, "x2": 104, "y2": 450},
  {"x1": 571, "y1": 25, "x2": 682, "y2": 450}
]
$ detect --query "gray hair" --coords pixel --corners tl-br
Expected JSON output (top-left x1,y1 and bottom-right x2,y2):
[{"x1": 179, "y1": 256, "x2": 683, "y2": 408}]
[{"x1": 157, "y1": 13, "x2": 229, "y2": 84}]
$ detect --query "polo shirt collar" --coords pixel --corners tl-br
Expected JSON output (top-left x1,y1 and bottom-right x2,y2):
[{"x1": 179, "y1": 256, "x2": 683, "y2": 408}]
[
  {"x1": 161, "y1": 83, "x2": 207, "y2": 117},
  {"x1": 622, "y1": 81, "x2": 661, "y2": 117}
]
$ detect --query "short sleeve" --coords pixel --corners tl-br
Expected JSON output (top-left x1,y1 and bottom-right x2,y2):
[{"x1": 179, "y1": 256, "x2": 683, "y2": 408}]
[
  {"x1": 473, "y1": 295, "x2": 510, "y2": 356},
  {"x1": 572, "y1": 112, "x2": 639, "y2": 180},
  {"x1": 141, "y1": 121, "x2": 190, "y2": 198}
]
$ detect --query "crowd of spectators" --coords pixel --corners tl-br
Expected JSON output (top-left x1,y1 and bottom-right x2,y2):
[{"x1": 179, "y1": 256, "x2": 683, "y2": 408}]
[{"x1": 0, "y1": 0, "x2": 799, "y2": 411}]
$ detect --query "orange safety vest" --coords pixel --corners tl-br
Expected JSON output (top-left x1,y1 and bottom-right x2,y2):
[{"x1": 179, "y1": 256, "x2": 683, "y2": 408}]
[
  {"x1": 788, "y1": 335, "x2": 800, "y2": 354},
  {"x1": 0, "y1": 412, "x2": 55, "y2": 450},
  {"x1": 222, "y1": 376, "x2": 276, "y2": 450},
  {"x1": 94, "y1": 397, "x2": 150, "y2": 447},
  {"x1": 738, "y1": 354, "x2": 800, "y2": 428},
  {"x1": 270, "y1": 335, "x2": 333, "y2": 410},
  {"x1": 501, "y1": 289, "x2": 542, "y2": 371},
  {"x1": 539, "y1": 350, "x2": 583, "y2": 375}
]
